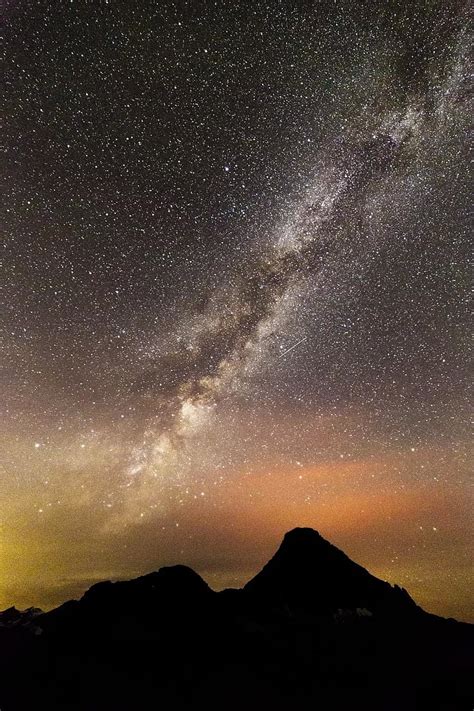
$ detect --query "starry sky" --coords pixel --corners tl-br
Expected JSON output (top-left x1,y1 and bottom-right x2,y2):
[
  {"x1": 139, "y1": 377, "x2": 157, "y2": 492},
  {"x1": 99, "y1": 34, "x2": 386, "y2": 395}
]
[{"x1": 2, "y1": 1, "x2": 472, "y2": 620}]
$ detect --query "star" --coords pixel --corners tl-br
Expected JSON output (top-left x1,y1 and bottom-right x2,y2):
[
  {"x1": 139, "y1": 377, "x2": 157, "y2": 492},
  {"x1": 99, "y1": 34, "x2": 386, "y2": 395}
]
[{"x1": 1, "y1": 0, "x2": 471, "y2": 622}]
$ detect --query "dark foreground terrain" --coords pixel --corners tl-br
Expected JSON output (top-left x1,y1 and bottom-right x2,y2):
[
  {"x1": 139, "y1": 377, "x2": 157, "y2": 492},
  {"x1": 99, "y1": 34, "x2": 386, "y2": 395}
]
[{"x1": 1, "y1": 528, "x2": 472, "y2": 710}]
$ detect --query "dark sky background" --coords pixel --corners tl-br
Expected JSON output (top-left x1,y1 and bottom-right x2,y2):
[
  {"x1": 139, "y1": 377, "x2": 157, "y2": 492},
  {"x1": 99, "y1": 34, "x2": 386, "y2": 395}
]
[{"x1": 2, "y1": 1, "x2": 472, "y2": 620}]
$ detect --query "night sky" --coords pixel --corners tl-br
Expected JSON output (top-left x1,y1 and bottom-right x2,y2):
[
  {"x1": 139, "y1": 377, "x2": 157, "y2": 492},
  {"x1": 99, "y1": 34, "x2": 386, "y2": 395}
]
[{"x1": 2, "y1": 1, "x2": 472, "y2": 620}]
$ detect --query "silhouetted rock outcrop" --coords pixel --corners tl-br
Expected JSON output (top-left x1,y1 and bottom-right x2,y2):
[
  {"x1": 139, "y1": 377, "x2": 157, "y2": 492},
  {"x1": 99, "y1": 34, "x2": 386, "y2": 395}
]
[{"x1": 0, "y1": 606, "x2": 43, "y2": 626}]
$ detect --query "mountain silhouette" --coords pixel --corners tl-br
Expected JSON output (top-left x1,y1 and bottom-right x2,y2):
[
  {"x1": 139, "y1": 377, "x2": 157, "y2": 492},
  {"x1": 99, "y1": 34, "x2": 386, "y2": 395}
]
[
  {"x1": 1, "y1": 528, "x2": 472, "y2": 710},
  {"x1": 244, "y1": 527, "x2": 419, "y2": 616}
]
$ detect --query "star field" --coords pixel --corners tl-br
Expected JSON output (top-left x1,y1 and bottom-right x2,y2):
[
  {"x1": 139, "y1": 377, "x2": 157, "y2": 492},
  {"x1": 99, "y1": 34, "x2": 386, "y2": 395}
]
[{"x1": 2, "y1": 1, "x2": 472, "y2": 620}]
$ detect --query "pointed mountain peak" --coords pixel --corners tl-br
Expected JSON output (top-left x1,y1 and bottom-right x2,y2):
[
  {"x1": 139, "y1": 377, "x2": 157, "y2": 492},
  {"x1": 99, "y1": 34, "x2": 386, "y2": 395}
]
[
  {"x1": 256, "y1": 527, "x2": 356, "y2": 572},
  {"x1": 279, "y1": 527, "x2": 332, "y2": 553},
  {"x1": 244, "y1": 527, "x2": 418, "y2": 617},
  {"x1": 282, "y1": 527, "x2": 324, "y2": 543}
]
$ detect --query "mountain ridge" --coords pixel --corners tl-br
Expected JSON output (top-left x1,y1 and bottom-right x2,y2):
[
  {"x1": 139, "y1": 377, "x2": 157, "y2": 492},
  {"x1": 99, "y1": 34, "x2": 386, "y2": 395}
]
[
  {"x1": 1, "y1": 527, "x2": 472, "y2": 710},
  {"x1": 1, "y1": 527, "x2": 460, "y2": 627}
]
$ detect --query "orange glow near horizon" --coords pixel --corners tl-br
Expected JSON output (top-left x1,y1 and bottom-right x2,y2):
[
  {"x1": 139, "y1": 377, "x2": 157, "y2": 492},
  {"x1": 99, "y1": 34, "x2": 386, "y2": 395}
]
[{"x1": 2, "y1": 436, "x2": 472, "y2": 622}]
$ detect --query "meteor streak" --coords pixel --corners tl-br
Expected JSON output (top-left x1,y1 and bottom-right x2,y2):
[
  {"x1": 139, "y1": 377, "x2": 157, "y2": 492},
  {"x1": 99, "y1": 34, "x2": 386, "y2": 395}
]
[{"x1": 278, "y1": 337, "x2": 307, "y2": 358}]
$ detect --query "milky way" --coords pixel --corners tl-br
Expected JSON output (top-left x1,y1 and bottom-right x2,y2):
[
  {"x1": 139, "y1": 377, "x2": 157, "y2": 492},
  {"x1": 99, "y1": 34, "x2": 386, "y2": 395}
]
[{"x1": 2, "y1": 2, "x2": 472, "y2": 619}]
